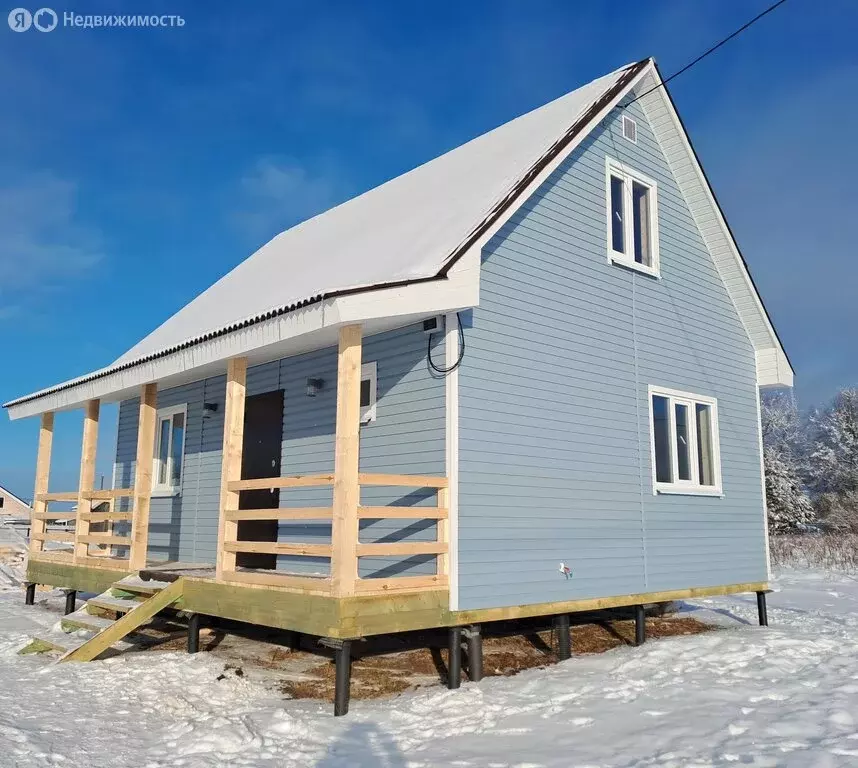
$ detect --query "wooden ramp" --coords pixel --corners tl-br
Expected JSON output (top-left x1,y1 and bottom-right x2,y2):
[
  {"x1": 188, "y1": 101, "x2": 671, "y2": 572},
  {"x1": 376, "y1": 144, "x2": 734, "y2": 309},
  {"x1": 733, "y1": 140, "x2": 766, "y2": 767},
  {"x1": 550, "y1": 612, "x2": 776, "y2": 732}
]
[{"x1": 20, "y1": 576, "x2": 185, "y2": 662}]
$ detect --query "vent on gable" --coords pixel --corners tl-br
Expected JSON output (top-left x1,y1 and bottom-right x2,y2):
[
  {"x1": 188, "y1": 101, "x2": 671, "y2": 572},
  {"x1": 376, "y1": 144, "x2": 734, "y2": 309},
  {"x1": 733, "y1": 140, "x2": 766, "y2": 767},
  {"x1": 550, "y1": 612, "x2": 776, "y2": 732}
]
[{"x1": 622, "y1": 115, "x2": 637, "y2": 143}]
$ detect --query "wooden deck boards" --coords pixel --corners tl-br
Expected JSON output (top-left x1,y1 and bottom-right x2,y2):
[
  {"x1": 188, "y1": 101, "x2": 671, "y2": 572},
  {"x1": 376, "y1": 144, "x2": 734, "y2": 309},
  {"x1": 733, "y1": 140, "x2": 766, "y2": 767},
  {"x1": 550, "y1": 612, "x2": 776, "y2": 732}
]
[{"x1": 26, "y1": 557, "x2": 766, "y2": 641}]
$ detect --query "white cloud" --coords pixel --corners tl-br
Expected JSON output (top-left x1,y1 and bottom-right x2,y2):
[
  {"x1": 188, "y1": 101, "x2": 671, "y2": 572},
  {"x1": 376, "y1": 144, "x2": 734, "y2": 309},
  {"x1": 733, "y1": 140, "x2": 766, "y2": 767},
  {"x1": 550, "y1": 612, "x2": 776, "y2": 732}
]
[
  {"x1": 0, "y1": 173, "x2": 102, "y2": 317},
  {"x1": 234, "y1": 157, "x2": 351, "y2": 245}
]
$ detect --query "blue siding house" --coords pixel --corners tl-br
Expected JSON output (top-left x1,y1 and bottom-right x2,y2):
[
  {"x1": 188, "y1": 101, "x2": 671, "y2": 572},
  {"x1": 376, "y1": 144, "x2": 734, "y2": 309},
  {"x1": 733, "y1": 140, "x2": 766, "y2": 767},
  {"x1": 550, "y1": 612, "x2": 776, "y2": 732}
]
[{"x1": 7, "y1": 59, "x2": 791, "y2": 710}]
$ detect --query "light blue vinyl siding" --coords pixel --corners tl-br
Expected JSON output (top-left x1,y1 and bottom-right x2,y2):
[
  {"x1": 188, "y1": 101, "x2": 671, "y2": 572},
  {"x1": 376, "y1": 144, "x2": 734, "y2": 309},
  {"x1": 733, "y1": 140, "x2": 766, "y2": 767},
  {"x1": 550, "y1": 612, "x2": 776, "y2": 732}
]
[
  {"x1": 114, "y1": 323, "x2": 445, "y2": 573},
  {"x1": 456, "y1": 97, "x2": 766, "y2": 610}
]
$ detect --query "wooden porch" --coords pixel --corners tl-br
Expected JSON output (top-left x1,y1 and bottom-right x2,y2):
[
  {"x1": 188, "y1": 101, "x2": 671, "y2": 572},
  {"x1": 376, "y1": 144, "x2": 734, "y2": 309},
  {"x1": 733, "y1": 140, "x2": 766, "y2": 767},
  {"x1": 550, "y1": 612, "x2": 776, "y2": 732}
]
[{"x1": 27, "y1": 324, "x2": 450, "y2": 615}]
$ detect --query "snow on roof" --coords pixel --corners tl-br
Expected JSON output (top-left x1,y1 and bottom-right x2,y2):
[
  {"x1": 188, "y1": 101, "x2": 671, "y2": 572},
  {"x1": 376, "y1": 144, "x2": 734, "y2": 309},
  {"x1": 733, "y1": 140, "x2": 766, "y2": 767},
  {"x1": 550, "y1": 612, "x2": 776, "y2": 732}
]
[{"x1": 114, "y1": 63, "x2": 636, "y2": 365}]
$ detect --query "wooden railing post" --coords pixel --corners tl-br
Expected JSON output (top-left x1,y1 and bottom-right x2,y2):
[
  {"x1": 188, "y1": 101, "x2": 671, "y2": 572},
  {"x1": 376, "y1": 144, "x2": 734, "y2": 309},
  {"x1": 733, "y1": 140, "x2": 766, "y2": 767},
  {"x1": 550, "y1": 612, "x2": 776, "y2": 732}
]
[
  {"x1": 216, "y1": 357, "x2": 248, "y2": 581},
  {"x1": 437, "y1": 486, "x2": 449, "y2": 577},
  {"x1": 129, "y1": 383, "x2": 158, "y2": 571},
  {"x1": 30, "y1": 412, "x2": 55, "y2": 555},
  {"x1": 331, "y1": 324, "x2": 362, "y2": 596},
  {"x1": 73, "y1": 399, "x2": 100, "y2": 563}
]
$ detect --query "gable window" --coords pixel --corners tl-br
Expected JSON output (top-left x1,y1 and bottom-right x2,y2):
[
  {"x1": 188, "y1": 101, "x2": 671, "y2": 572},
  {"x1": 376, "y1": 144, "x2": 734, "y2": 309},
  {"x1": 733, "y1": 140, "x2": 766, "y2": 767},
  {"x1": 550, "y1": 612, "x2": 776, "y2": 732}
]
[
  {"x1": 360, "y1": 361, "x2": 377, "y2": 424},
  {"x1": 153, "y1": 404, "x2": 186, "y2": 495},
  {"x1": 649, "y1": 387, "x2": 721, "y2": 495},
  {"x1": 606, "y1": 158, "x2": 659, "y2": 277}
]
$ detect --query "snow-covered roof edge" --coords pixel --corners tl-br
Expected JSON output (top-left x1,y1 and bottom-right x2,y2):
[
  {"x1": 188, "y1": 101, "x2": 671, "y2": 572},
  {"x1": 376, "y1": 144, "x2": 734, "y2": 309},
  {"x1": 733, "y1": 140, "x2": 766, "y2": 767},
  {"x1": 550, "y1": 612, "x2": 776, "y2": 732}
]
[
  {"x1": 4, "y1": 57, "x2": 792, "y2": 416},
  {"x1": 4, "y1": 61, "x2": 646, "y2": 414}
]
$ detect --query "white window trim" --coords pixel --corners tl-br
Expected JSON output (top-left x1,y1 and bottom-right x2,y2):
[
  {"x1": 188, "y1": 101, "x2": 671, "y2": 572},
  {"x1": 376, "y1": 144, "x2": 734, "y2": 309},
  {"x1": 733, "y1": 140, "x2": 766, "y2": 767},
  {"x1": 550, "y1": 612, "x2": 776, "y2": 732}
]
[
  {"x1": 605, "y1": 156, "x2": 660, "y2": 278},
  {"x1": 622, "y1": 115, "x2": 637, "y2": 144},
  {"x1": 152, "y1": 403, "x2": 187, "y2": 497},
  {"x1": 360, "y1": 361, "x2": 377, "y2": 425},
  {"x1": 648, "y1": 386, "x2": 723, "y2": 497}
]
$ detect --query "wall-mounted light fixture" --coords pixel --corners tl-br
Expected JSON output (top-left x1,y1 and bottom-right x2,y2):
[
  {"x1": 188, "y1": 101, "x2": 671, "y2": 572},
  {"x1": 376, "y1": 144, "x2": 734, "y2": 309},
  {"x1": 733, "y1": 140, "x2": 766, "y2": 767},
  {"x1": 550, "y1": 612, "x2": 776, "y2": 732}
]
[
  {"x1": 202, "y1": 402, "x2": 219, "y2": 419},
  {"x1": 306, "y1": 377, "x2": 324, "y2": 397}
]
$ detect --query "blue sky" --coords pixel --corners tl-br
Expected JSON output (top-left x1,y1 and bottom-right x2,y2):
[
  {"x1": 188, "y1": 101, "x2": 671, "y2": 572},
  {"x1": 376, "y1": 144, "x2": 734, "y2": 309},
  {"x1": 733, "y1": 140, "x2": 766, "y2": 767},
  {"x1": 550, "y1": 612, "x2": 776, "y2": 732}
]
[{"x1": 1, "y1": 0, "x2": 856, "y2": 499}]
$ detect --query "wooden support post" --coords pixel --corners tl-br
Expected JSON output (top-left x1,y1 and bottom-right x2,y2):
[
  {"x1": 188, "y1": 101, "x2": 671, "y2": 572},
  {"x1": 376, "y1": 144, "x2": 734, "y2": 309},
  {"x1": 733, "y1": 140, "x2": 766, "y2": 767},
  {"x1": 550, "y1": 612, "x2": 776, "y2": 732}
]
[
  {"x1": 24, "y1": 583, "x2": 36, "y2": 605},
  {"x1": 74, "y1": 400, "x2": 100, "y2": 562},
  {"x1": 437, "y1": 485, "x2": 449, "y2": 577},
  {"x1": 216, "y1": 358, "x2": 248, "y2": 581},
  {"x1": 64, "y1": 590, "x2": 77, "y2": 615},
  {"x1": 331, "y1": 325, "x2": 362, "y2": 597},
  {"x1": 129, "y1": 383, "x2": 158, "y2": 571},
  {"x1": 30, "y1": 412, "x2": 54, "y2": 555}
]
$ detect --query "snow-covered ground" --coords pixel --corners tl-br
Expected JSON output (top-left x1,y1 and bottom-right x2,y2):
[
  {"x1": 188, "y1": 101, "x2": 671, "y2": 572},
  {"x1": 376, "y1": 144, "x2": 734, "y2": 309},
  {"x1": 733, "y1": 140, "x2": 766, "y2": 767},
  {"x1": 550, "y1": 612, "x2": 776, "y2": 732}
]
[{"x1": 2, "y1": 570, "x2": 858, "y2": 767}]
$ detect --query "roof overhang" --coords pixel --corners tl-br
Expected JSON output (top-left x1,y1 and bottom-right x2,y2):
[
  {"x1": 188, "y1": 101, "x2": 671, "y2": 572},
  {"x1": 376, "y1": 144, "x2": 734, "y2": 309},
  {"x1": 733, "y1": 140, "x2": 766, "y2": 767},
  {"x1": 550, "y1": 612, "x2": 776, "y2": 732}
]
[
  {"x1": 633, "y1": 63, "x2": 793, "y2": 389},
  {"x1": 4, "y1": 252, "x2": 480, "y2": 420},
  {"x1": 5, "y1": 58, "x2": 792, "y2": 419}
]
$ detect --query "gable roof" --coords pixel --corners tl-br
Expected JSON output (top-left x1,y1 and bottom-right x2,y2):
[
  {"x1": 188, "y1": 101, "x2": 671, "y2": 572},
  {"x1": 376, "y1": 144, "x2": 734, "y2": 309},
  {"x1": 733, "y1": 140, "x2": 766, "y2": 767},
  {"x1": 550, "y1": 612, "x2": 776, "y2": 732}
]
[
  {"x1": 4, "y1": 58, "x2": 791, "y2": 418},
  {"x1": 114, "y1": 63, "x2": 642, "y2": 366}
]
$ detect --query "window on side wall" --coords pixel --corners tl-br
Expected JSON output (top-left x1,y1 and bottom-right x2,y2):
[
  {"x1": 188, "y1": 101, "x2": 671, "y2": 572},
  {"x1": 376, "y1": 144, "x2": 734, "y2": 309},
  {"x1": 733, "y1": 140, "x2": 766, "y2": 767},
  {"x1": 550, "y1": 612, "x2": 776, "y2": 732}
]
[
  {"x1": 606, "y1": 157, "x2": 659, "y2": 277},
  {"x1": 360, "y1": 361, "x2": 377, "y2": 424},
  {"x1": 153, "y1": 404, "x2": 186, "y2": 495},
  {"x1": 649, "y1": 387, "x2": 721, "y2": 495}
]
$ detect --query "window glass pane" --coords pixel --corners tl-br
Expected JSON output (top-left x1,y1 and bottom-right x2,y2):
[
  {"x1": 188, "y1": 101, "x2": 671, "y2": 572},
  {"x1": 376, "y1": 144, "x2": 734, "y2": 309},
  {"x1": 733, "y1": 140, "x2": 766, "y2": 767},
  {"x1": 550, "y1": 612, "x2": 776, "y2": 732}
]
[
  {"x1": 360, "y1": 378, "x2": 371, "y2": 408},
  {"x1": 675, "y1": 403, "x2": 691, "y2": 481},
  {"x1": 696, "y1": 404, "x2": 715, "y2": 486},
  {"x1": 610, "y1": 175, "x2": 625, "y2": 253},
  {"x1": 632, "y1": 181, "x2": 650, "y2": 266},
  {"x1": 652, "y1": 395, "x2": 672, "y2": 483},
  {"x1": 170, "y1": 412, "x2": 185, "y2": 486},
  {"x1": 157, "y1": 418, "x2": 170, "y2": 485}
]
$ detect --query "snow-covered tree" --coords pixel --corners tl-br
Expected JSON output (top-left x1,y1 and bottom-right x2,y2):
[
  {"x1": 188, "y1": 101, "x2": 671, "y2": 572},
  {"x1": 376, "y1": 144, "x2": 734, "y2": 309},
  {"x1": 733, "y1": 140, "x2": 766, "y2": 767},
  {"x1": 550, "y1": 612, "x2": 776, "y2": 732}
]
[
  {"x1": 807, "y1": 388, "x2": 858, "y2": 530},
  {"x1": 761, "y1": 391, "x2": 814, "y2": 532}
]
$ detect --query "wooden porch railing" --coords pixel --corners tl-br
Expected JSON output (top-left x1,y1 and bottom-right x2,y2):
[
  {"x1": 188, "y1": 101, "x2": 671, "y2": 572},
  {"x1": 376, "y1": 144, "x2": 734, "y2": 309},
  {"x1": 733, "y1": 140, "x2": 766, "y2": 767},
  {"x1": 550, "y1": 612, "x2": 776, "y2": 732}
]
[
  {"x1": 30, "y1": 488, "x2": 137, "y2": 566},
  {"x1": 212, "y1": 325, "x2": 452, "y2": 598},
  {"x1": 29, "y1": 325, "x2": 452, "y2": 599},
  {"x1": 217, "y1": 472, "x2": 449, "y2": 595},
  {"x1": 29, "y1": 383, "x2": 157, "y2": 571}
]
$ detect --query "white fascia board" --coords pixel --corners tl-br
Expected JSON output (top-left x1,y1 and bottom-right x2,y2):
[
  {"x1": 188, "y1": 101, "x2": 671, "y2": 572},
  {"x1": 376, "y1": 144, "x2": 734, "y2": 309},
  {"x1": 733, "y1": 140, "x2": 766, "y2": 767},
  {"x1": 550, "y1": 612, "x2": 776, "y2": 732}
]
[
  {"x1": 756, "y1": 348, "x2": 794, "y2": 390},
  {"x1": 5, "y1": 264, "x2": 479, "y2": 421},
  {"x1": 453, "y1": 67, "x2": 654, "y2": 264},
  {"x1": 634, "y1": 67, "x2": 794, "y2": 389},
  {"x1": 327, "y1": 248, "x2": 480, "y2": 326}
]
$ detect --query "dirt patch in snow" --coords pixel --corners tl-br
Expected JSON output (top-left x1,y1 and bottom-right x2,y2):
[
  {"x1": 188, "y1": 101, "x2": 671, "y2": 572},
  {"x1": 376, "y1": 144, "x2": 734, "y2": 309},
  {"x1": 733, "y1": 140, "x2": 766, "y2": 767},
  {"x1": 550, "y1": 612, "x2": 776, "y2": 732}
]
[{"x1": 144, "y1": 613, "x2": 715, "y2": 703}]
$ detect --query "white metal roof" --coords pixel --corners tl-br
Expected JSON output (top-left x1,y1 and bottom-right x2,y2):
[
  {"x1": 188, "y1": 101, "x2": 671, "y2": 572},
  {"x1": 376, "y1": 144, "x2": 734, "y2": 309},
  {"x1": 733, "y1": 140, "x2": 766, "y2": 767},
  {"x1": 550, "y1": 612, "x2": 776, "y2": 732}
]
[
  {"x1": 114, "y1": 65, "x2": 631, "y2": 365},
  {"x1": 4, "y1": 58, "x2": 792, "y2": 418}
]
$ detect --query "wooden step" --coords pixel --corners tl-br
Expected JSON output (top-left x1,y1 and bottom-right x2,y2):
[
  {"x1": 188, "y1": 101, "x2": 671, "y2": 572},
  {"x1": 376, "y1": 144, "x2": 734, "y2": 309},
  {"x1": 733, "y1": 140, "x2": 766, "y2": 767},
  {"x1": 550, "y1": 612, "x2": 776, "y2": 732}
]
[
  {"x1": 61, "y1": 610, "x2": 116, "y2": 633},
  {"x1": 86, "y1": 594, "x2": 144, "y2": 614},
  {"x1": 20, "y1": 629, "x2": 137, "y2": 656},
  {"x1": 111, "y1": 575, "x2": 172, "y2": 596},
  {"x1": 61, "y1": 578, "x2": 184, "y2": 662}
]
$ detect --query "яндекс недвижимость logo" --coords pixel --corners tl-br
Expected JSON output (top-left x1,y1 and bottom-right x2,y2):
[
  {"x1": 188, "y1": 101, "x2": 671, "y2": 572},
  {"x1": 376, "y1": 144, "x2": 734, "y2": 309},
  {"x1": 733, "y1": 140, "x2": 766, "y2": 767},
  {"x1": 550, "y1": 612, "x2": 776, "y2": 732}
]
[{"x1": 8, "y1": 7, "x2": 58, "y2": 31}]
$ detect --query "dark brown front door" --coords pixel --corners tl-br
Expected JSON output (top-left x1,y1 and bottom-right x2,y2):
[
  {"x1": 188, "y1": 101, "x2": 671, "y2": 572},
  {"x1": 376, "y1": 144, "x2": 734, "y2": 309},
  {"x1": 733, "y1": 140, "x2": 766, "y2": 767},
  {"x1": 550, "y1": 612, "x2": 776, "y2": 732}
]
[{"x1": 237, "y1": 389, "x2": 284, "y2": 569}]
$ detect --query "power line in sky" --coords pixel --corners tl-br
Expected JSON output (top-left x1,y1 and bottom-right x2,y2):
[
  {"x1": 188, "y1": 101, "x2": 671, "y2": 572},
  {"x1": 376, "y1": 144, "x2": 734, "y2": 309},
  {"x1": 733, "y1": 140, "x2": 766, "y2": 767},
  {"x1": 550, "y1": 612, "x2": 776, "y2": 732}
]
[{"x1": 625, "y1": 0, "x2": 790, "y2": 107}]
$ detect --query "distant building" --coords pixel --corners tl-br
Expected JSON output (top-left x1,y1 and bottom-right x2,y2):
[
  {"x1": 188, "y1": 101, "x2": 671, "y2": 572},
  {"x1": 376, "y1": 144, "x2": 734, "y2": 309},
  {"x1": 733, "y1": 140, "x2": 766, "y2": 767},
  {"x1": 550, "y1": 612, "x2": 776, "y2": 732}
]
[{"x1": 0, "y1": 484, "x2": 31, "y2": 518}]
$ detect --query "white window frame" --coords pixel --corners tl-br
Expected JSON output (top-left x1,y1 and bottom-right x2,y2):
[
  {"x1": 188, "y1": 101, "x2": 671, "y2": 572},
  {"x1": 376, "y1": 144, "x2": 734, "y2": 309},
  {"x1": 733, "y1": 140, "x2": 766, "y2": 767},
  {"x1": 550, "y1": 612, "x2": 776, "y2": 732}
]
[
  {"x1": 152, "y1": 403, "x2": 187, "y2": 496},
  {"x1": 648, "y1": 386, "x2": 723, "y2": 497},
  {"x1": 360, "y1": 361, "x2": 377, "y2": 425},
  {"x1": 605, "y1": 157, "x2": 660, "y2": 278}
]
